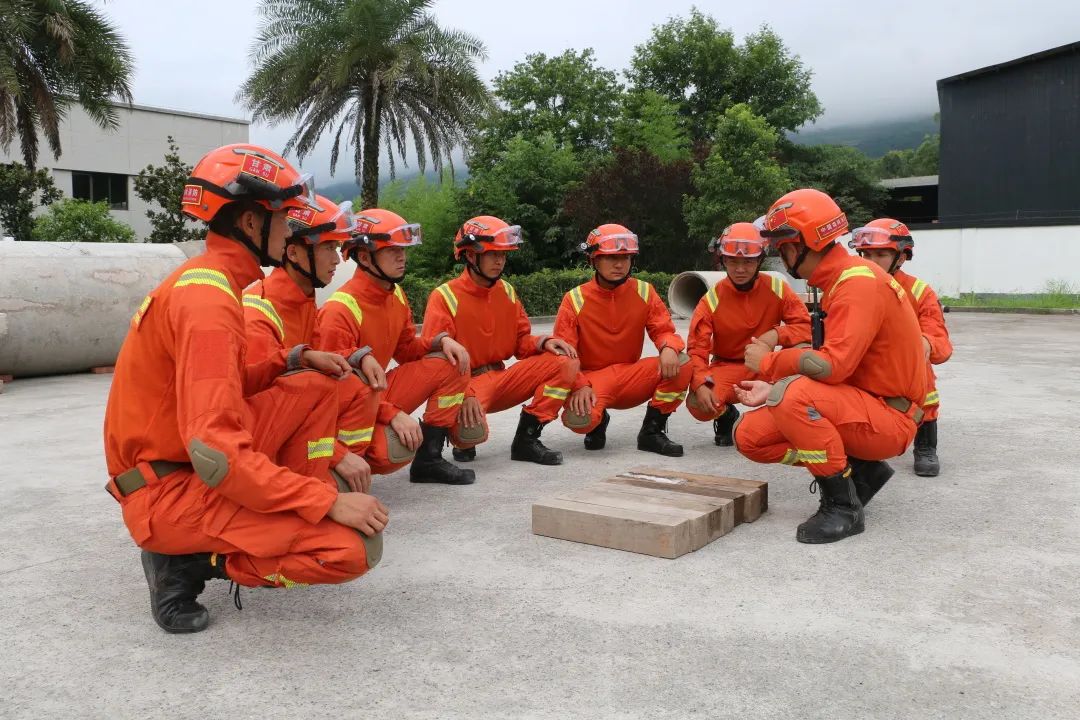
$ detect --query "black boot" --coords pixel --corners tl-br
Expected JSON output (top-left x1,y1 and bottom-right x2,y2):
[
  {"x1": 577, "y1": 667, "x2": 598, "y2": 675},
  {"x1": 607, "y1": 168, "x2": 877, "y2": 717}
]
[
  {"x1": 510, "y1": 411, "x2": 563, "y2": 465},
  {"x1": 913, "y1": 421, "x2": 940, "y2": 477},
  {"x1": 584, "y1": 410, "x2": 610, "y2": 451},
  {"x1": 410, "y1": 422, "x2": 476, "y2": 485},
  {"x1": 637, "y1": 405, "x2": 684, "y2": 457},
  {"x1": 713, "y1": 405, "x2": 740, "y2": 446},
  {"x1": 850, "y1": 457, "x2": 895, "y2": 506},
  {"x1": 452, "y1": 447, "x2": 476, "y2": 462},
  {"x1": 796, "y1": 467, "x2": 865, "y2": 544},
  {"x1": 141, "y1": 551, "x2": 227, "y2": 634}
]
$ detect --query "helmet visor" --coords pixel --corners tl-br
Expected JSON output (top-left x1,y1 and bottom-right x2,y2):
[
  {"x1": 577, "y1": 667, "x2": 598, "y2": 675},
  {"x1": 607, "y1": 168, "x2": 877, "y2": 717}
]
[
  {"x1": 716, "y1": 237, "x2": 766, "y2": 258},
  {"x1": 376, "y1": 222, "x2": 424, "y2": 247},
  {"x1": 592, "y1": 232, "x2": 639, "y2": 254},
  {"x1": 849, "y1": 226, "x2": 902, "y2": 249},
  {"x1": 480, "y1": 224, "x2": 523, "y2": 250}
]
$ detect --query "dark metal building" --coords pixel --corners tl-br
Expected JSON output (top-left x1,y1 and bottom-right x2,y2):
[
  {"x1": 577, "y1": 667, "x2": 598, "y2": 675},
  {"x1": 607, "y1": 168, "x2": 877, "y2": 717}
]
[{"x1": 936, "y1": 41, "x2": 1080, "y2": 226}]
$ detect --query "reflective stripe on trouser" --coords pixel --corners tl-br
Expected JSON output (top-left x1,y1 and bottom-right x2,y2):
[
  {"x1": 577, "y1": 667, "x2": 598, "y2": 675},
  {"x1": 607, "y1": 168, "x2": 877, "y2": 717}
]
[
  {"x1": 733, "y1": 377, "x2": 918, "y2": 477},
  {"x1": 383, "y1": 355, "x2": 471, "y2": 428},
  {"x1": 561, "y1": 357, "x2": 694, "y2": 434},
  {"x1": 334, "y1": 372, "x2": 380, "y2": 463},
  {"x1": 132, "y1": 372, "x2": 372, "y2": 588},
  {"x1": 685, "y1": 362, "x2": 755, "y2": 421},
  {"x1": 922, "y1": 363, "x2": 940, "y2": 422}
]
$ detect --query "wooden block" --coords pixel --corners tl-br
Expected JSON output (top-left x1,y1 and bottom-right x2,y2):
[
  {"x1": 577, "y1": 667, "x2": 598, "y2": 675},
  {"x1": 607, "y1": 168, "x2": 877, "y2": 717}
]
[
  {"x1": 606, "y1": 475, "x2": 755, "y2": 524},
  {"x1": 89, "y1": 366, "x2": 115, "y2": 374},
  {"x1": 594, "y1": 482, "x2": 735, "y2": 539},
  {"x1": 559, "y1": 485, "x2": 731, "y2": 547},
  {"x1": 0, "y1": 375, "x2": 12, "y2": 383},
  {"x1": 532, "y1": 498, "x2": 693, "y2": 559},
  {"x1": 632, "y1": 466, "x2": 769, "y2": 514}
]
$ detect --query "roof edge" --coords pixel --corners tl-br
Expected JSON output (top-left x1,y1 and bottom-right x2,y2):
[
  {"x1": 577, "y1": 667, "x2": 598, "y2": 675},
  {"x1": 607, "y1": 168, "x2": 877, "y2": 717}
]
[{"x1": 937, "y1": 41, "x2": 1080, "y2": 87}]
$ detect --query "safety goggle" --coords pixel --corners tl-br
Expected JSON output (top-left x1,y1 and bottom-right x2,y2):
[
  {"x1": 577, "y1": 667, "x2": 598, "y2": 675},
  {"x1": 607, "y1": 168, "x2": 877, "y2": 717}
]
[
  {"x1": 471, "y1": 224, "x2": 523, "y2": 249},
  {"x1": 363, "y1": 222, "x2": 424, "y2": 247},
  {"x1": 848, "y1": 226, "x2": 911, "y2": 250},
  {"x1": 708, "y1": 237, "x2": 766, "y2": 258},
  {"x1": 584, "y1": 232, "x2": 639, "y2": 254}
]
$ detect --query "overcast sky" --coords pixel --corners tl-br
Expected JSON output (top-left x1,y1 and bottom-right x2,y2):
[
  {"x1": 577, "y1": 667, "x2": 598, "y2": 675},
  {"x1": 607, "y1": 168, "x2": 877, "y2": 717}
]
[{"x1": 98, "y1": 0, "x2": 1079, "y2": 183}]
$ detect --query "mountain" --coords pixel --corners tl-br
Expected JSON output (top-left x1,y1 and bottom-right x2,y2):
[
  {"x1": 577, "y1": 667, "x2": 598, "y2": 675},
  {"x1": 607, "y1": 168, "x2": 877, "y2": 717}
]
[
  {"x1": 319, "y1": 167, "x2": 467, "y2": 203},
  {"x1": 790, "y1": 115, "x2": 939, "y2": 157}
]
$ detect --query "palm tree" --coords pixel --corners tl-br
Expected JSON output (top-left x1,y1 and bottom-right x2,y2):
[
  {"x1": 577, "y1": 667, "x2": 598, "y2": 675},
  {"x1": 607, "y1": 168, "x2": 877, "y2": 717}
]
[
  {"x1": 239, "y1": 0, "x2": 491, "y2": 208},
  {"x1": 0, "y1": 0, "x2": 134, "y2": 168}
]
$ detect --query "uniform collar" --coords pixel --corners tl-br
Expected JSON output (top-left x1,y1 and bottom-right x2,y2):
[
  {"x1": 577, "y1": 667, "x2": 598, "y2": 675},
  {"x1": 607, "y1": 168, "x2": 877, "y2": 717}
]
[
  {"x1": 205, "y1": 230, "x2": 263, "y2": 290},
  {"x1": 807, "y1": 244, "x2": 853, "y2": 290},
  {"x1": 456, "y1": 268, "x2": 499, "y2": 298},
  {"x1": 264, "y1": 267, "x2": 314, "y2": 309},
  {"x1": 345, "y1": 267, "x2": 395, "y2": 304},
  {"x1": 590, "y1": 275, "x2": 634, "y2": 297}
]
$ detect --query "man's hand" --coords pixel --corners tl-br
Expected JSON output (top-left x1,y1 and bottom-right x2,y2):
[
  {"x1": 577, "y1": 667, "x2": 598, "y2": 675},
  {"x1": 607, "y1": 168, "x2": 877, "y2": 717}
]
[
  {"x1": 922, "y1": 335, "x2": 932, "y2": 362},
  {"x1": 390, "y1": 411, "x2": 423, "y2": 451},
  {"x1": 658, "y1": 347, "x2": 680, "y2": 380},
  {"x1": 543, "y1": 337, "x2": 578, "y2": 359},
  {"x1": 334, "y1": 452, "x2": 372, "y2": 494},
  {"x1": 302, "y1": 350, "x2": 350, "y2": 377},
  {"x1": 733, "y1": 380, "x2": 772, "y2": 408},
  {"x1": 568, "y1": 386, "x2": 595, "y2": 417},
  {"x1": 440, "y1": 336, "x2": 470, "y2": 375},
  {"x1": 744, "y1": 337, "x2": 772, "y2": 373},
  {"x1": 357, "y1": 353, "x2": 387, "y2": 391},
  {"x1": 327, "y1": 492, "x2": 389, "y2": 537},
  {"x1": 458, "y1": 396, "x2": 486, "y2": 429},
  {"x1": 694, "y1": 384, "x2": 721, "y2": 414}
]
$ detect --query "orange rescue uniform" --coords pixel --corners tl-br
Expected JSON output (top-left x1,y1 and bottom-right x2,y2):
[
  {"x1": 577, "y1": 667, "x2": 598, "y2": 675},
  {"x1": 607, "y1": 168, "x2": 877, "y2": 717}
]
[
  {"x1": 894, "y1": 269, "x2": 952, "y2": 422},
  {"x1": 316, "y1": 270, "x2": 468, "y2": 472},
  {"x1": 735, "y1": 246, "x2": 927, "y2": 476},
  {"x1": 421, "y1": 270, "x2": 579, "y2": 444},
  {"x1": 243, "y1": 267, "x2": 378, "y2": 465},
  {"x1": 104, "y1": 232, "x2": 371, "y2": 589},
  {"x1": 553, "y1": 276, "x2": 693, "y2": 432},
  {"x1": 686, "y1": 273, "x2": 811, "y2": 420}
]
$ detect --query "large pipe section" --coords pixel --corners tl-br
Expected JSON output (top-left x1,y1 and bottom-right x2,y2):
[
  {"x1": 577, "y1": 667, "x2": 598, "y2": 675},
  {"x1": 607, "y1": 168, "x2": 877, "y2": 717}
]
[{"x1": 667, "y1": 264, "x2": 807, "y2": 318}]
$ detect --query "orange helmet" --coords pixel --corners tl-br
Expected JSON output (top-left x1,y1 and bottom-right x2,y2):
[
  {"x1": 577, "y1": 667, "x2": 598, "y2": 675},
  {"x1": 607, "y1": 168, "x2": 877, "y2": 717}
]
[
  {"x1": 581, "y1": 223, "x2": 640, "y2": 256},
  {"x1": 181, "y1": 143, "x2": 315, "y2": 223},
  {"x1": 343, "y1": 208, "x2": 422, "y2": 260},
  {"x1": 849, "y1": 218, "x2": 914, "y2": 259},
  {"x1": 286, "y1": 196, "x2": 356, "y2": 245},
  {"x1": 453, "y1": 216, "x2": 523, "y2": 259},
  {"x1": 761, "y1": 189, "x2": 848, "y2": 252},
  {"x1": 707, "y1": 222, "x2": 767, "y2": 259}
]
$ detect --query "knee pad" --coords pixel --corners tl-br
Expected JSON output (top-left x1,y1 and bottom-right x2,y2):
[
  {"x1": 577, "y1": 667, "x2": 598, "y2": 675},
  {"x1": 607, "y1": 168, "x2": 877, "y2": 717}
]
[
  {"x1": 731, "y1": 412, "x2": 746, "y2": 452},
  {"x1": 766, "y1": 375, "x2": 804, "y2": 407},
  {"x1": 452, "y1": 421, "x2": 488, "y2": 447},
  {"x1": 384, "y1": 427, "x2": 416, "y2": 465},
  {"x1": 685, "y1": 391, "x2": 717, "y2": 421},
  {"x1": 563, "y1": 410, "x2": 593, "y2": 431},
  {"x1": 361, "y1": 532, "x2": 383, "y2": 570}
]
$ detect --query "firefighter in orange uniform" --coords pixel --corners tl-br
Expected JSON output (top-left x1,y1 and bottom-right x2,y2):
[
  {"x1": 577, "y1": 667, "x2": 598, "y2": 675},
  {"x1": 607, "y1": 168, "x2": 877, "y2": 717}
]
[
  {"x1": 103, "y1": 144, "x2": 388, "y2": 634},
  {"x1": 421, "y1": 216, "x2": 580, "y2": 466},
  {"x1": 686, "y1": 222, "x2": 811, "y2": 445},
  {"x1": 555, "y1": 224, "x2": 694, "y2": 456},
  {"x1": 733, "y1": 189, "x2": 926, "y2": 543},
  {"x1": 243, "y1": 195, "x2": 384, "y2": 495},
  {"x1": 848, "y1": 219, "x2": 952, "y2": 476},
  {"x1": 316, "y1": 209, "x2": 476, "y2": 485}
]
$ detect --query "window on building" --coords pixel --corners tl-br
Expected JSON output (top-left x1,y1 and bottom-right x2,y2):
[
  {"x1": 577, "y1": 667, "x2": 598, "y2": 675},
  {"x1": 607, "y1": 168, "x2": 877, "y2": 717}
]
[{"x1": 71, "y1": 171, "x2": 129, "y2": 210}]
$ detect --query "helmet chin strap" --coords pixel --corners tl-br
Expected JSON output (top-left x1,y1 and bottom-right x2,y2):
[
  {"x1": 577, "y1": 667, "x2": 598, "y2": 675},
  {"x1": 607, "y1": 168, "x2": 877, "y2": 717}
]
[
  {"x1": 359, "y1": 249, "x2": 405, "y2": 286},
  {"x1": 591, "y1": 256, "x2": 635, "y2": 288},
  {"x1": 232, "y1": 206, "x2": 281, "y2": 267},
  {"x1": 721, "y1": 257, "x2": 764, "y2": 292},
  {"x1": 783, "y1": 244, "x2": 811, "y2": 280},
  {"x1": 286, "y1": 242, "x2": 326, "y2": 290},
  {"x1": 466, "y1": 259, "x2": 502, "y2": 286}
]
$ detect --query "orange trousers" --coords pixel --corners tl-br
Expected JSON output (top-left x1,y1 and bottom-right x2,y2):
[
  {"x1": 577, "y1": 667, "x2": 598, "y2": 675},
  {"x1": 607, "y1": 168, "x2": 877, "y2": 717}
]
[
  {"x1": 118, "y1": 371, "x2": 371, "y2": 588},
  {"x1": 686, "y1": 362, "x2": 755, "y2": 421},
  {"x1": 734, "y1": 376, "x2": 918, "y2": 477},
  {"x1": 364, "y1": 354, "x2": 469, "y2": 474},
  {"x1": 923, "y1": 365, "x2": 940, "y2": 422},
  {"x1": 332, "y1": 372, "x2": 380, "y2": 464},
  {"x1": 561, "y1": 357, "x2": 694, "y2": 434}
]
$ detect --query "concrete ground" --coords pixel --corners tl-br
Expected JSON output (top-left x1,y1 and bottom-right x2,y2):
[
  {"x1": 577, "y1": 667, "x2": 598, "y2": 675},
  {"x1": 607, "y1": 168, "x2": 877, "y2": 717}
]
[{"x1": 1, "y1": 314, "x2": 1078, "y2": 719}]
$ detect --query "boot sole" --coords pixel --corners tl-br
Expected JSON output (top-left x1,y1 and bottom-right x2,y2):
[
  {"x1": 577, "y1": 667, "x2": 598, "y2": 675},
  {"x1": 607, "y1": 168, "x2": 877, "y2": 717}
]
[
  {"x1": 140, "y1": 552, "x2": 209, "y2": 634},
  {"x1": 914, "y1": 468, "x2": 940, "y2": 477},
  {"x1": 510, "y1": 452, "x2": 563, "y2": 465},
  {"x1": 409, "y1": 473, "x2": 476, "y2": 485},
  {"x1": 638, "y1": 444, "x2": 684, "y2": 457},
  {"x1": 714, "y1": 437, "x2": 734, "y2": 447},
  {"x1": 796, "y1": 523, "x2": 865, "y2": 544}
]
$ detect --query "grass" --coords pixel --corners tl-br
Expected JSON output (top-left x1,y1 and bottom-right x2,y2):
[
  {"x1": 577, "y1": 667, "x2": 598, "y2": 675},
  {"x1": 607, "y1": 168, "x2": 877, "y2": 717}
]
[{"x1": 941, "y1": 280, "x2": 1080, "y2": 309}]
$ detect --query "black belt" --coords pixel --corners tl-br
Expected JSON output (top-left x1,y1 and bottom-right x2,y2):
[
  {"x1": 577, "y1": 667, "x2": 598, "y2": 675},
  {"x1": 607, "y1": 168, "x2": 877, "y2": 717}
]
[
  {"x1": 111, "y1": 460, "x2": 189, "y2": 498},
  {"x1": 471, "y1": 361, "x2": 505, "y2": 377}
]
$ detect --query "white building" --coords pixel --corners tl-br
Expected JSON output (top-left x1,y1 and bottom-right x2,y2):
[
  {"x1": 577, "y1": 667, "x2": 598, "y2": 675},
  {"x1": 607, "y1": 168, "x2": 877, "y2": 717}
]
[{"x1": 0, "y1": 102, "x2": 249, "y2": 240}]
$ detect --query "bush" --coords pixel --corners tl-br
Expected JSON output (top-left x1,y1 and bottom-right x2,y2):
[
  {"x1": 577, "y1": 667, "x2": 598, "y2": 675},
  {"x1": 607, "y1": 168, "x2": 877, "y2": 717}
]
[
  {"x1": 32, "y1": 199, "x2": 135, "y2": 243},
  {"x1": 402, "y1": 267, "x2": 676, "y2": 320}
]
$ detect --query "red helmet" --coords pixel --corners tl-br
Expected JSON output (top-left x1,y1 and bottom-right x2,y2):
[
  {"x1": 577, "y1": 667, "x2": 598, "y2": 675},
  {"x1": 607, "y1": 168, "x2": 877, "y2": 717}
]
[
  {"x1": 343, "y1": 208, "x2": 422, "y2": 260},
  {"x1": 707, "y1": 222, "x2": 767, "y2": 260},
  {"x1": 581, "y1": 223, "x2": 639, "y2": 256},
  {"x1": 849, "y1": 218, "x2": 914, "y2": 259},
  {"x1": 454, "y1": 216, "x2": 523, "y2": 259},
  {"x1": 181, "y1": 143, "x2": 315, "y2": 222},
  {"x1": 761, "y1": 189, "x2": 848, "y2": 252},
  {"x1": 286, "y1": 195, "x2": 356, "y2": 245}
]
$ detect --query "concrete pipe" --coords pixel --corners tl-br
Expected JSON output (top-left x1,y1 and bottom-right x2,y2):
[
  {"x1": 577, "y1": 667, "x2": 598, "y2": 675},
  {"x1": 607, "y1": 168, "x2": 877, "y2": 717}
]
[
  {"x1": 667, "y1": 263, "x2": 808, "y2": 318},
  {"x1": 0, "y1": 241, "x2": 191, "y2": 377}
]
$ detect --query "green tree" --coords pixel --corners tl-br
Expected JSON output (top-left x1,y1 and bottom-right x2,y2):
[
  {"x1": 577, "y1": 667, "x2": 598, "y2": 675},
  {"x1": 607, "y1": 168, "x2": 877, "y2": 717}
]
[
  {"x1": 0, "y1": 161, "x2": 62, "y2": 240},
  {"x1": 782, "y1": 142, "x2": 888, "y2": 227},
  {"x1": 32, "y1": 198, "x2": 134, "y2": 243},
  {"x1": 378, "y1": 171, "x2": 462, "y2": 277},
  {"x1": 612, "y1": 90, "x2": 691, "y2": 163},
  {"x1": 133, "y1": 136, "x2": 204, "y2": 244},
  {"x1": 0, "y1": 0, "x2": 133, "y2": 168},
  {"x1": 238, "y1": 0, "x2": 490, "y2": 208},
  {"x1": 628, "y1": 12, "x2": 820, "y2": 140},
  {"x1": 684, "y1": 105, "x2": 789, "y2": 241},
  {"x1": 460, "y1": 133, "x2": 583, "y2": 273}
]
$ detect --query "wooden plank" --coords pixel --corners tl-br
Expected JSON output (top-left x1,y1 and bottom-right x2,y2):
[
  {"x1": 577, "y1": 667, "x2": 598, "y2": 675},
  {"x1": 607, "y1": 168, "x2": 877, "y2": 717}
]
[
  {"x1": 556, "y1": 487, "x2": 713, "y2": 550},
  {"x1": 532, "y1": 498, "x2": 693, "y2": 559},
  {"x1": 595, "y1": 481, "x2": 735, "y2": 539},
  {"x1": 89, "y1": 366, "x2": 115, "y2": 374},
  {"x1": 605, "y1": 475, "x2": 755, "y2": 525},
  {"x1": 631, "y1": 466, "x2": 769, "y2": 514}
]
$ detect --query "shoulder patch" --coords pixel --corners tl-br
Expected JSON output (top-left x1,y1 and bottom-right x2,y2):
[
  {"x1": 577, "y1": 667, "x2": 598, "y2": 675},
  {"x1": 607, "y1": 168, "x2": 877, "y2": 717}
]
[
  {"x1": 393, "y1": 284, "x2": 408, "y2": 306},
  {"x1": 911, "y1": 278, "x2": 928, "y2": 302}
]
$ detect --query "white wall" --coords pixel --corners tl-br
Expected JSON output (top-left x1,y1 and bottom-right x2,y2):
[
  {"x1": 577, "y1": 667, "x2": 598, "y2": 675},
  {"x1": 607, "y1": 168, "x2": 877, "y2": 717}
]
[{"x1": 898, "y1": 225, "x2": 1080, "y2": 296}]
